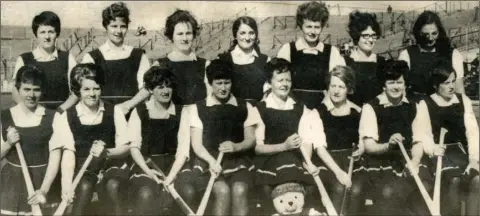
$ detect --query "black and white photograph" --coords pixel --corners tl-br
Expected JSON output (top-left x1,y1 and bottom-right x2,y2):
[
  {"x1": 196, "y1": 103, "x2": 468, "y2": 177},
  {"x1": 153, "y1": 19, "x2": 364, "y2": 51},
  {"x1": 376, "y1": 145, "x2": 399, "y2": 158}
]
[{"x1": 0, "y1": 1, "x2": 479, "y2": 215}]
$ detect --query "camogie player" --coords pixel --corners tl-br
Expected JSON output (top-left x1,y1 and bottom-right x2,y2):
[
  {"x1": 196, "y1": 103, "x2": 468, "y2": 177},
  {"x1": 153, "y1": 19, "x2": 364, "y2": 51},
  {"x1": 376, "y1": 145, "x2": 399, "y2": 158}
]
[
  {"x1": 12, "y1": 11, "x2": 77, "y2": 111},
  {"x1": 276, "y1": 1, "x2": 345, "y2": 109},
  {"x1": 59, "y1": 64, "x2": 130, "y2": 215},
  {"x1": 217, "y1": 16, "x2": 270, "y2": 104},
  {"x1": 418, "y1": 65, "x2": 479, "y2": 216}
]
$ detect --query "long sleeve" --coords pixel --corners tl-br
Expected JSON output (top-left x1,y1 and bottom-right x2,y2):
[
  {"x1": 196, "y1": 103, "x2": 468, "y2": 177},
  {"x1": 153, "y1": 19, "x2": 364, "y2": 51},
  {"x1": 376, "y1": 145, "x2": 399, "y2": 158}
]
[
  {"x1": 136, "y1": 54, "x2": 151, "y2": 89},
  {"x1": 462, "y1": 95, "x2": 479, "y2": 162},
  {"x1": 81, "y1": 53, "x2": 95, "y2": 64},
  {"x1": 67, "y1": 53, "x2": 78, "y2": 90},
  {"x1": 329, "y1": 46, "x2": 346, "y2": 71},
  {"x1": 176, "y1": 107, "x2": 191, "y2": 160},
  {"x1": 412, "y1": 101, "x2": 436, "y2": 156},
  {"x1": 398, "y1": 49, "x2": 411, "y2": 69},
  {"x1": 276, "y1": 43, "x2": 291, "y2": 62}
]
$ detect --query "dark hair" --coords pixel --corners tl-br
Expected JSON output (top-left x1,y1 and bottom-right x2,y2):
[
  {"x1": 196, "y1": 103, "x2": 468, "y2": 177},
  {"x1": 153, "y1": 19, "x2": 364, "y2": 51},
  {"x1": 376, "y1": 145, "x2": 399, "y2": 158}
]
[
  {"x1": 264, "y1": 57, "x2": 293, "y2": 82},
  {"x1": 206, "y1": 59, "x2": 233, "y2": 84},
  {"x1": 15, "y1": 65, "x2": 47, "y2": 90},
  {"x1": 379, "y1": 60, "x2": 409, "y2": 85},
  {"x1": 296, "y1": 1, "x2": 329, "y2": 28},
  {"x1": 70, "y1": 63, "x2": 105, "y2": 97},
  {"x1": 227, "y1": 16, "x2": 261, "y2": 53},
  {"x1": 31, "y1": 11, "x2": 61, "y2": 37},
  {"x1": 431, "y1": 64, "x2": 455, "y2": 89},
  {"x1": 326, "y1": 66, "x2": 356, "y2": 94},
  {"x1": 143, "y1": 65, "x2": 175, "y2": 90},
  {"x1": 348, "y1": 11, "x2": 381, "y2": 45},
  {"x1": 164, "y1": 9, "x2": 199, "y2": 41},
  {"x1": 412, "y1": 11, "x2": 451, "y2": 53},
  {"x1": 102, "y1": 2, "x2": 131, "y2": 29}
]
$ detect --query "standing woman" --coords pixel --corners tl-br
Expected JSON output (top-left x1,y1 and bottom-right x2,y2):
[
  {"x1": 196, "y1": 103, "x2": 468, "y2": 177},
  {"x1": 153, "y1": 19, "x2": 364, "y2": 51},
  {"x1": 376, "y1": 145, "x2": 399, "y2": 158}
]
[
  {"x1": 345, "y1": 11, "x2": 386, "y2": 106},
  {"x1": 82, "y1": 2, "x2": 151, "y2": 111},
  {"x1": 1, "y1": 65, "x2": 63, "y2": 215},
  {"x1": 12, "y1": 11, "x2": 78, "y2": 111},
  {"x1": 418, "y1": 65, "x2": 479, "y2": 216},
  {"x1": 276, "y1": 1, "x2": 346, "y2": 109},
  {"x1": 398, "y1": 11, "x2": 465, "y2": 102},
  {"x1": 127, "y1": 65, "x2": 196, "y2": 215},
  {"x1": 312, "y1": 66, "x2": 365, "y2": 215},
  {"x1": 217, "y1": 16, "x2": 270, "y2": 104},
  {"x1": 59, "y1": 63, "x2": 130, "y2": 216}
]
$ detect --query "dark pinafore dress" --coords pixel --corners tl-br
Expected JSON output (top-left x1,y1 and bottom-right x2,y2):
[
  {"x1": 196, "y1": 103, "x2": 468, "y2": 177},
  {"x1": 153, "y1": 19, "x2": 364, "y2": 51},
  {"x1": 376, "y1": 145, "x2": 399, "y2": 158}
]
[
  {"x1": 127, "y1": 103, "x2": 194, "y2": 208},
  {"x1": 20, "y1": 51, "x2": 70, "y2": 109},
  {"x1": 156, "y1": 58, "x2": 207, "y2": 106},
  {"x1": 345, "y1": 55, "x2": 386, "y2": 106},
  {"x1": 88, "y1": 48, "x2": 143, "y2": 105},
  {"x1": 312, "y1": 104, "x2": 365, "y2": 182},
  {"x1": 405, "y1": 46, "x2": 453, "y2": 102},
  {"x1": 218, "y1": 52, "x2": 268, "y2": 105},
  {"x1": 0, "y1": 108, "x2": 61, "y2": 215},
  {"x1": 363, "y1": 97, "x2": 432, "y2": 200},
  {"x1": 65, "y1": 103, "x2": 130, "y2": 197},
  {"x1": 192, "y1": 98, "x2": 254, "y2": 189},
  {"x1": 424, "y1": 94, "x2": 478, "y2": 184},
  {"x1": 290, "y1": 42, "x2": 331, "y2": 109},
  {"x1": 254, "y1": 101, "x2": 313, "y2": 186}
]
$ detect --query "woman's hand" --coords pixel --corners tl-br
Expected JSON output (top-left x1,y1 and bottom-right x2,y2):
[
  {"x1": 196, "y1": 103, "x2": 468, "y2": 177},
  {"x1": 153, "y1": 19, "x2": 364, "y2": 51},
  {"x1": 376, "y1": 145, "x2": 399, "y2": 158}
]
[{"x1": 90, "y1": 140, "x2": 106, "y2": 158}]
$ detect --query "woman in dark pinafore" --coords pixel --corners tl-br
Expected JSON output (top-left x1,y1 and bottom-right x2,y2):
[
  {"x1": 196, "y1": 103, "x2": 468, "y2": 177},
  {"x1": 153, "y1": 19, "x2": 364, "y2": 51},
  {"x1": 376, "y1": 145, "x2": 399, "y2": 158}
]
[
  {"x1": 12, "y1": 11, "x2": 78, "y2": 111},
  {"x1": 82, "y1": 2, "x2": 151, "y2": 111},
  {"x1": 127, "y1": 66, "x2": 195, "y2": 215},
  {"x1": 217, "y1": 16, "x2": 270, "y2": 105},
  {"x1": 344, "y1": 11, "x2": 386, "y2": 106},
  {"x1": 59, "y1": 64, "x2": 130, "y2": 216},
  {"x1": 1, "y1": 65, "x2": 63, "y2": 215},
  {"x1": 398, "y1": 11, "x2": 465, "y2": 102},
  {"x1": 276, "y1": 1, "x2": 346, "y2": 109},
  {"x1": 418, "y1": 65, "x2": 479, "y2": 216},
  {"x1": 312, "y1": 66, "x2": 365, "y2": 215}
]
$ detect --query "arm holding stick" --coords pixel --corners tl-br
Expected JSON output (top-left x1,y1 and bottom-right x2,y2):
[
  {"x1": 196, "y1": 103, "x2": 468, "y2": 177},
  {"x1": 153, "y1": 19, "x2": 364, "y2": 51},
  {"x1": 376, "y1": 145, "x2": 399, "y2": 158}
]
[
  {"x1": 196, "y1": 152, "x2": 224, "y2": 216},
  {"x1": 433, "y1": 128, "x2": 448, "y2": 213},
  {"x1": 15, "y1": 142, "x2": 43, "y2": 216}
]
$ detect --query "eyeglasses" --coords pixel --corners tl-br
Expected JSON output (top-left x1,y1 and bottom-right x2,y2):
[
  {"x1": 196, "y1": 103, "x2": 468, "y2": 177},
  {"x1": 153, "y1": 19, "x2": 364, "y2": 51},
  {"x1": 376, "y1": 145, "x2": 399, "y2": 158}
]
[{"x1": 360, "y1": 34, "x2": 378, "y2": 40}]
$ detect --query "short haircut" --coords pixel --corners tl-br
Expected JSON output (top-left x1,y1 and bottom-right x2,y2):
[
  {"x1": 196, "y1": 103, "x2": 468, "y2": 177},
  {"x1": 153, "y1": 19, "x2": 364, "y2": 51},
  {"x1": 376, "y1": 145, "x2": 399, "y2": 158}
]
[
  {"x1": 31, "y1": 11, "x2": 61, "y2": 37},
  {"x1": 70, "y1": 63, "x2": 105, "y2": 97},
  {"x1": 379, "y1": 60, "x2": 409, "y2": 85},
  {"x1": 164, "y1": 9, "x2": 199, "y2": 41},
  {"x1": 143, "y1": 65, "x2": 175, "y2": 90},
  {"x1": 206, "y1": 59, "x2": 233, "y2": 84},
  {"x1": 15, "y1": 65, "x2": 47, "y2": 90},
  {"x1": 264, "y1": 57, "x2": 293, "y2": 82},
  {"x1": 326, "y1": 66, "x2": 356, "y2": 94},
  {"x1": 296, "y1": 1, "x2": 329, "y2": 28},
  {"x1": 431, "y1": 64, "x2": 455, "y2": 89},
  {"x1": 102, "y1": 2, "x2": 131, "y2": 29},
  {"x1": 348, "y1": 11, "x2": 382, "y2": 45}
]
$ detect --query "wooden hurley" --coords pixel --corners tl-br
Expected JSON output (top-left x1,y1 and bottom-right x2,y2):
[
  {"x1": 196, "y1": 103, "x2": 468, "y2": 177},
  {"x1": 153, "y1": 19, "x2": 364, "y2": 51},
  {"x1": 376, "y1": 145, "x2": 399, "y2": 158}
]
[
  {"x1": 339, "y1": 144, "x2": 356, "y2": 216},
  {"x1": 196, "y1": 152, "x2": 224, "y2": 216},
  {"x1": 299, "y1": 146, "x2": 338, "y2": 216},
  {"x1": 148, "y1": 159, "x2": 195, "y2": 216},
  {"x1": 15, "y1": 143, "x2": 43, "y2": 216},
  {"x1": 53, "y1": 155, "x2": 94, "y2": 216},
  {"x1": 433, "y1": 128, "x2": 448, "y2": 214},
  {"x1": 397, "y1": 141, "x2": 438, "y2": 215}
]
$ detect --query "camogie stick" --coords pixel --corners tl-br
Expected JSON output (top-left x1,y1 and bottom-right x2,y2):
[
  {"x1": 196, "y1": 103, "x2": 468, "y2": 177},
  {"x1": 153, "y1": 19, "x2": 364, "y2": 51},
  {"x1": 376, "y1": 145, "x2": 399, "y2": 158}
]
[
  {"x1": 299, "y1": 146, "x2": 338, "y2": 216},
  {"x1": 53, "y1": 155, "x2": 94, "y2": 216},
  {"x1": 397, "y1": 141, "x2": 438, "y2": 215},
  {"x1": 196, "y1": 152, "x2": 224, "y2": 216},
  {"x1": 433, "y1": 128, "x2": 448, "y2": 214},
  {"x1": 339, "y1": 143, "x2": 356, "y2": 216},
  {"x1": 147, "y1": 159, "x2": 195, "y2": 216},
  {"x1": 15, "y1": 143, "x2": 43, "y2": 216}
]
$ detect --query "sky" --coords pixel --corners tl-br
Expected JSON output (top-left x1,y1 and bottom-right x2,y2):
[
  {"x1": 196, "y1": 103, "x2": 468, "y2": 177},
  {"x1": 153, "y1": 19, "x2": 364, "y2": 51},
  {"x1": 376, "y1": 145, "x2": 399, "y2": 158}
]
[{"x1": 1, "y1": 1, "x2": 478, "y2": 30}]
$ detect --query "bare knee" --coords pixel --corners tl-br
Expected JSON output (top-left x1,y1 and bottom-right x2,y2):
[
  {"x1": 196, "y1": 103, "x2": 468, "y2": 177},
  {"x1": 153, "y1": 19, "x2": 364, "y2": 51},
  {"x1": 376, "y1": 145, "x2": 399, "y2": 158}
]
[{"x1": 232, "y1": 182, "x2": 248, "y2": 198}]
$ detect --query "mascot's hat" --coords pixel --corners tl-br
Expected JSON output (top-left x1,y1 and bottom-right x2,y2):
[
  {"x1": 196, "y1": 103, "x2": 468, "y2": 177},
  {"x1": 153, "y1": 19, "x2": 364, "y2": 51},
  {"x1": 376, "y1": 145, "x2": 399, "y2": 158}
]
[{"x1": 271, "y1": 182, "x2": 306, "y2": 199}]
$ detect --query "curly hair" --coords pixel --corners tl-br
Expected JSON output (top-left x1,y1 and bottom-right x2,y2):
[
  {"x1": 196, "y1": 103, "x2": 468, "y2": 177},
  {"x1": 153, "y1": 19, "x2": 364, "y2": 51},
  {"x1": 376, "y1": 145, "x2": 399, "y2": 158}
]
[
  {"x1": 102, "y1": 2, "x2": 131, "y2": 28},
  {"x1": 379, "y1": 60, "x2": 409, "y2": 85},
  {"x1": 296, "y1": 1, "x2": 329, "y2": 28},
  {"x1": 206, "y1": 59, "x2": 233, "y2": 84},
  {"x1": 264, "y1": 57, "x2": 293, "y2": 82},
  {"x1": 31, "y1": 11, "x2": 61, "y2": 37},
  {"x1": 70, "y1": 63, "x2": 105, "y2": 97},
  {"x1": 348, "y1": 11, "x2": 382, "y2": 45},
  {"x1": 15, "y1": 65, "x2": 47, "y2": 90},
  {"x1": 143, "y1": 65, "x2": 175, "y2": 90},
  {"x1": 164, "y1": 9, "x2": 199, "y2": 41}
]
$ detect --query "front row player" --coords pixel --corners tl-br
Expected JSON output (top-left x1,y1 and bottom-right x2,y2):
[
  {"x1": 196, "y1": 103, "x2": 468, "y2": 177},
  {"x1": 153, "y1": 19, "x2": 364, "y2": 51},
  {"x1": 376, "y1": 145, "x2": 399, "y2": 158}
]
[{"x1": 189, "y1": 59, "x2": 260, "y2": 216}]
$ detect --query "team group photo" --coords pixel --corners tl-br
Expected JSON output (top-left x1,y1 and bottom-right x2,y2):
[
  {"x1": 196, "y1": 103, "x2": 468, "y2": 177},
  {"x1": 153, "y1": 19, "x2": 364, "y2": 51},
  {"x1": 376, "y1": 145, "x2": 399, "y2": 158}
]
[{"x1": 0, "y1": 1, "x2": 479, "y2": 215}]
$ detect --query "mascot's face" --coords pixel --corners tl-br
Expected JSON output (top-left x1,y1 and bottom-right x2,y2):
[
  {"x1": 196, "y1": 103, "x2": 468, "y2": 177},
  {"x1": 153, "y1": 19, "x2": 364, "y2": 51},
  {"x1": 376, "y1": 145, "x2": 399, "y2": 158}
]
[{"x1": 273, "y1": 191, "x2": 305, "y2": 214}]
